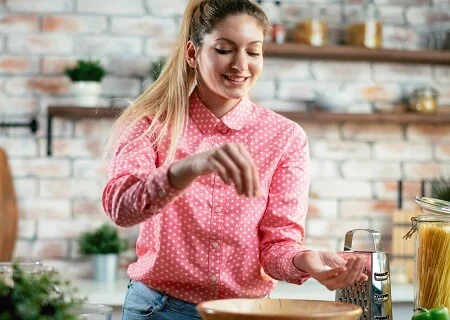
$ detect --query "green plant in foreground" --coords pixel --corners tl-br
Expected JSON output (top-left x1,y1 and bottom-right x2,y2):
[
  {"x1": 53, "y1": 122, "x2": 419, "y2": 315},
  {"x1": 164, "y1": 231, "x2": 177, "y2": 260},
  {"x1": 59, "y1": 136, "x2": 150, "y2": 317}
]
[
  {"x1": 78, "y1": 223, "x2": 128, "y2": 255},
  {"x1": 0, "y1": 263, "x2": 85, "y2": 320},
  {"x1": 430, "y1": 176, "x2": 450, "y2": 202},
  {"x1": 64, "y1": 60, "x2": 106, "y2": 82}
]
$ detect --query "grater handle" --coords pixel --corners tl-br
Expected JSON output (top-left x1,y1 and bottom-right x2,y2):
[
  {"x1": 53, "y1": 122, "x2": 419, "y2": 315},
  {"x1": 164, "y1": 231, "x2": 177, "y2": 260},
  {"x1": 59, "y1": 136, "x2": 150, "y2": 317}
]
[{"x1": 344, "y1": 229, "x2": 383, "y2": 252}]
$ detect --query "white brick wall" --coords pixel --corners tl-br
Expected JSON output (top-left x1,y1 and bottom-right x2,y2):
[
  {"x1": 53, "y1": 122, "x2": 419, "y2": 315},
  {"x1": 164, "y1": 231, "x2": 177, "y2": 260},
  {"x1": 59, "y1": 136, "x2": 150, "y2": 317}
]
[{"x1": 0, "y1": 0, "x2": 449, "y2": 279}]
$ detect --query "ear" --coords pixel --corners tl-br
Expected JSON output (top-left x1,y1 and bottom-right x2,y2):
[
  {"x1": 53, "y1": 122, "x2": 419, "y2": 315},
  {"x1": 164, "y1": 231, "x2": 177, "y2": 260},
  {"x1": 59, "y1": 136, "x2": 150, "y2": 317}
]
[{"x1": 185, "y1": 40, "x2": 197, "y2": 69}]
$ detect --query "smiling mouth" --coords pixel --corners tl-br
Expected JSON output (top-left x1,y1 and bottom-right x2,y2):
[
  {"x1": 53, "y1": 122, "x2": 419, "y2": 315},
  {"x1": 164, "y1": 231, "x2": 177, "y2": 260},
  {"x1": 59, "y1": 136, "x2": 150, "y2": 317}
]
[{"x1": 223, "y1": 75, "x2": 249, "y2": 83}]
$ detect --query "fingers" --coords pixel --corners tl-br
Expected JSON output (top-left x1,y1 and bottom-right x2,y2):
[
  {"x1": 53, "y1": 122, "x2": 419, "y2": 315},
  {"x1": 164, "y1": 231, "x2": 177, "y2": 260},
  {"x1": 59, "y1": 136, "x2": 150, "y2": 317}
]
[{"x1": 211, "y1": 143, "x2": 260, "y2": 197}]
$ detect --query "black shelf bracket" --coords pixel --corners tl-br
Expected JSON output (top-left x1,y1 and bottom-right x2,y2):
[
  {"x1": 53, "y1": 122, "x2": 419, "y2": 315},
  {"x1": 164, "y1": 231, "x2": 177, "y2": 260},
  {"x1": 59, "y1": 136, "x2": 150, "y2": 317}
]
[{"x1": 0, "y1": 118, "x2": 38, "y2": 134}]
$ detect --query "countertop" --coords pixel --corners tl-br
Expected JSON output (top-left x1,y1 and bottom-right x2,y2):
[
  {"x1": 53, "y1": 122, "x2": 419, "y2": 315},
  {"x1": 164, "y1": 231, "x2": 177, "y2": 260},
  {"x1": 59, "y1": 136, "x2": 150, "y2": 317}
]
[{"x1": 71, "y1": 278, "x2": 413, "y2": 306}]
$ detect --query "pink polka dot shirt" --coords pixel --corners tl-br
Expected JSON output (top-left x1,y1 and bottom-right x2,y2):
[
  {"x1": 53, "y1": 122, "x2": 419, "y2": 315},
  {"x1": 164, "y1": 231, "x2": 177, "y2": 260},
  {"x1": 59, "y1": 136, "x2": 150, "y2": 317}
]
[{"x1": 102, "y1": 92, "x2": 311, "y2": 304}]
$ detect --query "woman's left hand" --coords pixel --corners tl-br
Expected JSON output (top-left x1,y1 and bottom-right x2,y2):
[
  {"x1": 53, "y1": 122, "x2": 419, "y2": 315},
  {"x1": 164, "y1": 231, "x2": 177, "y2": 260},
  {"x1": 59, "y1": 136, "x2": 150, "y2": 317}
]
[{"x1": 293, "y1": 250, "x2": 368, "y2": 291}]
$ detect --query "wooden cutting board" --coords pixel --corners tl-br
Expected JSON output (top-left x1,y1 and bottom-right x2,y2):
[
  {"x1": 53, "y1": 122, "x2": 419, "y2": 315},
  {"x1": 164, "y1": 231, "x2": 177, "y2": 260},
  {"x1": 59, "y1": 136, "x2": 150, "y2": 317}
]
[{"x1": 0, "y1": 148, "x2": 18, "y2": 261}]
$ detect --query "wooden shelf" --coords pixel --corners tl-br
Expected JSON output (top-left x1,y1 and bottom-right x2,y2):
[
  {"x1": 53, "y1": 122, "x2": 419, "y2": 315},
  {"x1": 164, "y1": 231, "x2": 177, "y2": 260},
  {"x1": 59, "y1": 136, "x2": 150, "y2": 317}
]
[
  {"x1": 46, "y1": 106, "x2": 450, "y2": 155},
  {"x1": 264, "y1": 43, "x2": 450, "y2": 65}
]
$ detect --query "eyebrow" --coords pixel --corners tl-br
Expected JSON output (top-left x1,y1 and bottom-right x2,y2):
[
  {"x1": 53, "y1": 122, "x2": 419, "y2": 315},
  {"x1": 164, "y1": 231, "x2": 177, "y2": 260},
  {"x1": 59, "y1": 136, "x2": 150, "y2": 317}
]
[{"x1": 215, "y1": 38, "x2": 263, "y2": 45}]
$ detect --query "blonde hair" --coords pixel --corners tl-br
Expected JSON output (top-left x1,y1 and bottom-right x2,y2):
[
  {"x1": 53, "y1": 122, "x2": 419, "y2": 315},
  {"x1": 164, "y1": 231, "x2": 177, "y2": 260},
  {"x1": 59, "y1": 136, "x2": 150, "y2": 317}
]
[{"x1": 105, "y1": 0, "x2": 270, "y2": 163}]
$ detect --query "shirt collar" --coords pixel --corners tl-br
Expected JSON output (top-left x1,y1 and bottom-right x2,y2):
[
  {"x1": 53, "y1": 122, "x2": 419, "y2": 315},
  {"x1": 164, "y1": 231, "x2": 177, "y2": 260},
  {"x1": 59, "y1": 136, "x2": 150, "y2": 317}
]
[{"x1": 189, "y1": 91, "x2": 252, "y2": 134}]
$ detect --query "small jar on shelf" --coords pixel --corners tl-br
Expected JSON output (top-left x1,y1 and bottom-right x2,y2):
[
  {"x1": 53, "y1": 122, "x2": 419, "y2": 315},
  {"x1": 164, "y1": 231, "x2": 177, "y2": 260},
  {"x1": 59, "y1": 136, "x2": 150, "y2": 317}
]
[
  {"x1": 292, "y1": 3, "x2": 328, "y2": 47},
  {"x1": 347, "y1": 3, "x2": 383, "y2": 49}
]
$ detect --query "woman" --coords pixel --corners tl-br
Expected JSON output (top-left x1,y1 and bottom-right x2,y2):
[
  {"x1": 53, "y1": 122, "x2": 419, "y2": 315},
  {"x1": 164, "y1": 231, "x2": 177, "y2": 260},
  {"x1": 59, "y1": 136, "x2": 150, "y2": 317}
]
[{"x1": 102, "y1": 0, "x2": 367, "y2": 319}]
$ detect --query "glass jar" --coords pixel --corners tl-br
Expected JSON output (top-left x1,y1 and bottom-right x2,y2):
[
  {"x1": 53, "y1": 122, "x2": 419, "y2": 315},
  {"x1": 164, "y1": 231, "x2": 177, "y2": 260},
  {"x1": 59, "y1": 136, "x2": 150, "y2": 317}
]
[
  {"x1": 292, "y1": 4, "x2": 328, "y2": 47},
  {"x1": 408, "y1": 87, "x2": 439, "y2": 113},
  {"x1": 347, "y1": 4, "x2": 383, "y2": 49},
  {"x1": 405, "y1": 197, "x2": 450, "y2": 312}
]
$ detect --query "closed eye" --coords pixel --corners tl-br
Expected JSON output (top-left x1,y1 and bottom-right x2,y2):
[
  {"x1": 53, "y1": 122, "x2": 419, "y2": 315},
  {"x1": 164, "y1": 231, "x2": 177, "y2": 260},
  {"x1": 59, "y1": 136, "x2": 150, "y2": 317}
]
[
  {"x1": 215, "y1": 48, "x2": 232, "y2": 54},
  {"x1": 248, "y1": 52, "x2": 261, "y2": 57}
]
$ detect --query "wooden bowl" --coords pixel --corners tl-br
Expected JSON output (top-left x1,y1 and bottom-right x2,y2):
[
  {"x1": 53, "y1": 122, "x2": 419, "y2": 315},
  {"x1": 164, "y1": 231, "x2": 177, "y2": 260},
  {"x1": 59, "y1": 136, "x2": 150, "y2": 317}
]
[{"x1": 197, "y1": 298, "x2": 362, "y2": 320}]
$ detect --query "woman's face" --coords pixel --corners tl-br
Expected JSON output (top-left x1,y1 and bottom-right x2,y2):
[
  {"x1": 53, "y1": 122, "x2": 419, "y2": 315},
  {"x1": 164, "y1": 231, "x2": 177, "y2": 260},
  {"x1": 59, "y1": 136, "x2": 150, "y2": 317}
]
[{"x1": 187, "y1": 14, "x2": 264, "y2": 114}]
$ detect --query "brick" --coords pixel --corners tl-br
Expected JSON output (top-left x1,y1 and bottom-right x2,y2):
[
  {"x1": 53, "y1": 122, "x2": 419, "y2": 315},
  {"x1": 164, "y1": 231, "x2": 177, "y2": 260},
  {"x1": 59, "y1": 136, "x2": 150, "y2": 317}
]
[
  {"x1": 111, "y1": 17, "x2": 177, "y2": 37},
  {"x1": 310, "y1": 141, "x2": 371, "y2": 160},
  {"x1": 303, "y1": 238, "x2": 339, "y2": 252},
  {"x1": 8, "y1": 34, "x2": 73, "y2": 54},
  {"x1": 77, "y1": 0, "x2": 145, "y2": 15},
  {"x1": 278, "y1": 82, "x2": 340, "y2": 101},
  {"x1": 249, "y1": 81, "x2": 276, "y2": 101},
  {"x1": 374, "y1": 180, "x2": 422, "y2": 205},
  {"x1": 260, "y1": 58, "x2": 310, "y2": 81},
  {"x1": 353, "y1": 83, "x2": 403, "y2": 102},
  {"x1": 75, "y1": 118, "x2": 115, "y2": 138},
  {"x1": 41, "y1": 57, "x2": 78, "y2": 75},
  {"x1": 310, "y1": 159, "x2": 340, "y2": 179},
  {"x1": 307, "y1": 199, "x2": 338, "y2": 218},
  {"x1": 342, "y1": 161, "x2": 402, "y2": 179},
  {"x1": 346, "y1": 103, "x2": 373, "y2": 113},
  {"x1": 433, "y1": 0, "x2": 450, "y2": 4},
  {"x1": 0, "y1": 14, "x2": 39, "y2": 33},
  {"x1": 40, "y1": 179, "x2": 102, "y2": 199},
  {"x1": 342, "y1": 123, "x2": 403, "y2": 140},
  {"x1": 6, "y1": 0, "x2": 73, "y2": 13},
  {"x1": 374, "y1": 142, "x2": 432, "y2": 160},
  {"x1": 300, "y1": 121, "x2": 340, "y2": 140},
  {"x1": 33, "y1": 240, "x2": 69, "y2": 259},
  {"x1": 373, "y1": 63, "x2": 432, "y2": 82},
  {"x1": 306, "y1": 217, "x2": 370, "y2": 238},
  {"x1": 19, "y1": 199, "x2": 71, "y2": 219},
  {"x1": 311, "y1": 61, "x2": 371, "y2": 81},
  {"x1": 107, "y1": 58, "x2": 153, "y2": 77},
  {"x1": 0, "y1": 56, "x2": 39, "y2": 74},
  {"x1": 403, "y1": 162, "x2": 450, "y2": 180},
  {"x1": 378, "y1": 6, "x2": 406, "y2": 25},
  {"x1": 73, "y1": 159, "x2": 107, "y2": 178},
  {"x1": 10, "y1": 159, "x2": 70, "y2": 178},
  {"x1": 145, "y1": 0, "x2": 187, "y2": 17},
  {"x1": 14, "y1": 178, "x2": 39, "y2": 199},
  {"x1": 0, "y1": 94, "x2": 38, "y2": 114},
  {"x1": 374, "y1": 0, "x2": 431, "y2": 4},
  {"x1": 42, "y1": 15, "x2": 107, "y2": 33},
  {"x1": 435, "y1": 144, "x2": 450, "y2": 160},
  {"x1": 382, "y1": 26, "x2": 424, "y2": 50},
  {"x1": 37, "y1": 218, "x2": 105, "y2": 239},
  {"x1": 310, "y1": 180, "x2": 372, "y2": 199},
  {"x1": 0, "y1": 138, "x2": 38, "y2": 156},
  {"x1": 50, "y1": 138, "x2": 105, "y2": 158},
  {"x1": 281, "y1": 3, "x2": 342, "y2": 25},
  {"x1": 407, "y1": 124, "x2": 450, "y2": 142},
  {"x1": 433, "y1": 66, "x2": 450, "y2": 84},
  {"x1": 18, "y1": 219, "x2": 37, "y2": 239},
  {"x1": 75, "y1": 36, "x2": 142, "y2": 57},
  {"x1": 13, "y1": 240, "x2": 34, "y2": 259},
  {"x1": 340, "y1": 200, "x2": 397, "y2": 218},
  {"x1": 5, "y1": 76, "x2": 70, "y2": 95},
  {"x1": 256, "y1": 100, "x2": 308, "y2": 112},
  {"x1": 406, "y1": 7, "x2": 450, "y2": 26},
  {"x1": 145, "y1": 37, "x2": 176, "y2": 58},
  {"x1": 73, "y1": 199, "x2": 105, "y2": 217},
  {"x1": 101, "y1": 76, "x2": 141, "y2": 97},
  {"x1": 40, "y1": 258, "x2": 93, "y2": 279}
]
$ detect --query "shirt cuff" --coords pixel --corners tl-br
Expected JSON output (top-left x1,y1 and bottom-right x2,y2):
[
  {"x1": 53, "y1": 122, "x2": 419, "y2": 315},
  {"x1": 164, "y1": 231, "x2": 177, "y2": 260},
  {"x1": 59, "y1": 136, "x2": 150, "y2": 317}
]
[
  {"x1": 285, "y1": 250, "x2": 311, "y2": 285},
  {"x1": 146, "y1": 163, "x2": 185, "y2": 205}
]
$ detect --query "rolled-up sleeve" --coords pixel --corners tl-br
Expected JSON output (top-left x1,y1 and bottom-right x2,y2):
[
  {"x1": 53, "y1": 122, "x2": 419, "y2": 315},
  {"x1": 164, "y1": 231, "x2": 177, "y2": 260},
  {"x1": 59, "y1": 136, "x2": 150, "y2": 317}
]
[
  {"x1": 259, "y1": 123, "x2": 311, "y2": 284},
  {"x1": 102, "y1": 119, "x2": 185, "y2": 227}
]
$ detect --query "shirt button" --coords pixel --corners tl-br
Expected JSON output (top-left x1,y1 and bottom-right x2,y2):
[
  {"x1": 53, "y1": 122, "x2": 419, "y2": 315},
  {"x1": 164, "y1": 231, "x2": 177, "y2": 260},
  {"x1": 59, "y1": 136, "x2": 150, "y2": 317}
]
[
  {"x1": 210, "y1": 275, "x2": 217, "y2": 282},
  {"x1": 158, "y1": 190, "x2": 166, "y2": 197},
  {"x1": 212, "y1": 241, "x2": 220, "y2": 249},
  {"x1": 214, "y1": 207, "x2": 222, "y2": 213}
]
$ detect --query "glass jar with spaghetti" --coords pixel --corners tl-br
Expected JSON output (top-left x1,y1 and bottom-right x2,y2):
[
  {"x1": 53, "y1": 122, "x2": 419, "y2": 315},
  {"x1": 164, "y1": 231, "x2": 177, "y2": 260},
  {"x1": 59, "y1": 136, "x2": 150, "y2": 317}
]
[
  {"x1": 347, "y1": 3, "x2": 383, "y2": 49},
  {"x1": 291, "y1": 3, "x2": 328, "y2": 47},
  {"x1": 404, "y1": 197, "x2": 450, "y2": 315}
]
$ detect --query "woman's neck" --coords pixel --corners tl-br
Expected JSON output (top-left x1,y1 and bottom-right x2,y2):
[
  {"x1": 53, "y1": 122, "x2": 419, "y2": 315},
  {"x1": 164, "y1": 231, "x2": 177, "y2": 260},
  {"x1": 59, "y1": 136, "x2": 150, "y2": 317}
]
[{"x1": 195, "y1": 88, "x2": 241, "y2": 118}]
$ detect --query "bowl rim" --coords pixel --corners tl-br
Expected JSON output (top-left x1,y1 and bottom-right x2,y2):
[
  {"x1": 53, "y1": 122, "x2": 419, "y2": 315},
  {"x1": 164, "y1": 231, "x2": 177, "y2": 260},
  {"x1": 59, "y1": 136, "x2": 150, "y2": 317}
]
[{"x1": 196, "y1": 298, "x2": 362, "y2": 318}]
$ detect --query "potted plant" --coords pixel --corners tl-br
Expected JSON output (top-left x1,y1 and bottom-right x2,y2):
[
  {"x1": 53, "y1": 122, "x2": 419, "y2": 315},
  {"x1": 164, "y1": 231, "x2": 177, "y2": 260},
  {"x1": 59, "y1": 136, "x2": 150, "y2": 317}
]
[
  {"x1": 64, "y1": 60, "x2": 107, "y2": 107},
  {"x1": 78, "y1": 224, "x2": 128, "y2": 283},
  {"x1": 148, "y1": 57, "x2": 167, "y2": 81},
  {"x1": 430, "y1": 176, "x2": 450, "y2": 201},
  {"x1": 0, "y1": 262, "x2": 85, "y2": 320}
]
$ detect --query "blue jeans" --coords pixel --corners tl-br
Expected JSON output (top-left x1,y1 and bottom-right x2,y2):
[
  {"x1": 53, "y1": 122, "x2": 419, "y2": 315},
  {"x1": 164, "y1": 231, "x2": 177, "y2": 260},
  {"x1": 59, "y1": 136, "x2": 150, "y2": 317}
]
[{"x1": 122, "y1": 281, "x2": 202, "y2": 320}]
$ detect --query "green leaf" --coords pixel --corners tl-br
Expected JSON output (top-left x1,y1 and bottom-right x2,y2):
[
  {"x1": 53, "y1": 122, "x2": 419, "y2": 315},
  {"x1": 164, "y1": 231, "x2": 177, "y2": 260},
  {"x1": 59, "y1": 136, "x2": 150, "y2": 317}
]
[
  {"x1": 78, "y1": 223, "x2": 128, "y2": 255},
  {"x1": 64, "y1": 60, "x2": 106, "y2": 82}
]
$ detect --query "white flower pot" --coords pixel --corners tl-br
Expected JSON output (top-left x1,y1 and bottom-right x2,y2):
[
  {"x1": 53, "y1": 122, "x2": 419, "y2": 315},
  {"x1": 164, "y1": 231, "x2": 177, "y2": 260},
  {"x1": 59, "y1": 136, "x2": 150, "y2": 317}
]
[
  {"x1": 92, "y1": 254, "x2": 118, "y2": 283},
  {"x1": 71, "y1": 81, "x2": 102, "y2": 107}
]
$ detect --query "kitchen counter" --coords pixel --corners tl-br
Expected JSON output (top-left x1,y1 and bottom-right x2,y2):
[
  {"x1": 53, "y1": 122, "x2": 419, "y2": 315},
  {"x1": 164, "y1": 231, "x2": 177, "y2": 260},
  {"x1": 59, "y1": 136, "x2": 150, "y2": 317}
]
[{"x1": 72, "y1": 278, "x2": 414, "y2": 306}]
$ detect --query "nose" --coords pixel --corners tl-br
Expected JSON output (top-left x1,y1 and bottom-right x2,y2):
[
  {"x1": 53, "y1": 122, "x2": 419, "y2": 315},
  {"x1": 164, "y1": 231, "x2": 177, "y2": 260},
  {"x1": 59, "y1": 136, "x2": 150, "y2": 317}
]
[{"x1": 231, "y1": 51, "x2": 247, "y2": 72}]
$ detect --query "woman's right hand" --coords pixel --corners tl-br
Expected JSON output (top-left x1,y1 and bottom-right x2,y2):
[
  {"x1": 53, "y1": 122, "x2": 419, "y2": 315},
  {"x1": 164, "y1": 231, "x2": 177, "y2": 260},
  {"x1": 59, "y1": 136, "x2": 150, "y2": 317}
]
[{"x1": 169, "y1": 143, "x2": 261, "y2": 197}]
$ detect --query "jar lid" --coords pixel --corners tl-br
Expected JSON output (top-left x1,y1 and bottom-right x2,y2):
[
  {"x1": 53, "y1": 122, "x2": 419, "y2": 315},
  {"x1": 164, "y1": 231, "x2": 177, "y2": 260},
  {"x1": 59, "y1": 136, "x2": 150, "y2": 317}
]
[
  {"x1": 411, "y1": 87, "x2": 439, "y2": 99},
  {"x1": 415, "y1": 196, "x2": 450, "y2": 215}
]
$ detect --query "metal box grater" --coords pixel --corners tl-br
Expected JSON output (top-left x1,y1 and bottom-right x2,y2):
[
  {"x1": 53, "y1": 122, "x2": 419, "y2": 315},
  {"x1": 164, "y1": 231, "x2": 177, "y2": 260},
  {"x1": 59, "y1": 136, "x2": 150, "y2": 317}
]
[{"x1": 335, "y1": 229, "x2": 393, "y2": 320}]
